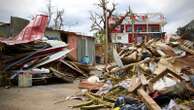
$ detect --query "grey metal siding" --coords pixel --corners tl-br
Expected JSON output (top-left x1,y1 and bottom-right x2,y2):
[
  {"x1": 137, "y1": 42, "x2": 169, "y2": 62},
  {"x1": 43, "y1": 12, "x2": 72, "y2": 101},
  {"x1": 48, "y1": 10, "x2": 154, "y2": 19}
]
[
  {"x1": 0, "y1": 25, "x2": 10, "y2": 37},
  {"x1": 77, "y1": 37, "x2": 95, "y2": 64},
  {"x1": 77, "y1": 38, "x2": 86, "y2": 62},
  {"x1": 10, "y1": 16, "x2": 29, "y2": 36},
  {"x1": 87, "y1": 39, "x2": 95, "y2": 64}
]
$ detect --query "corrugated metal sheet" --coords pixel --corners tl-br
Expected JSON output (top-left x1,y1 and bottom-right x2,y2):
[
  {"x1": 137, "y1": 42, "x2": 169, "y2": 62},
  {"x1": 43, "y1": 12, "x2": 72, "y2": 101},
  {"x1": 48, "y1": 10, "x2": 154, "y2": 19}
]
[
  {"x1": 0, "y1": 15, "x2": 48, "y2": 45},
  {"x1": 10, "y1": 16, "x2": 29, "y2": 36},
  {"x1": 77, "y1": 37, "x2": 95, "y2": 64},
  {"x1": 77, "y1": 37, "x2": 86, "y2": 62},
  {"x1": 0, "y1": 24, "x2": 10, "y2": 37},
  {"x1": 87, "y1": 38, "x2": 95, "y2": 64}
]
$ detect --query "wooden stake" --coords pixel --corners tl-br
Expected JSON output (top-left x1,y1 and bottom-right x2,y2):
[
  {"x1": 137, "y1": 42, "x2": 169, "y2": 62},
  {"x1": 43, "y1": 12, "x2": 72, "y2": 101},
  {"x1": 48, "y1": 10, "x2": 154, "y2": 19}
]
[{"x1": 137, "y1": 88, "x2": 161, "y2": 110}]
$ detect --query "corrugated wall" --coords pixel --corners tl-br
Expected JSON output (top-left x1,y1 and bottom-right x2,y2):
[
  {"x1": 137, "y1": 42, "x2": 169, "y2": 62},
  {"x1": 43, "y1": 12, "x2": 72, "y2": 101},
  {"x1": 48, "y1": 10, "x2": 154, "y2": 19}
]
[
  {"x1": 87, "y1": 38, "x2": 95, "y2": 64},
  {"x1": 0, "y1": 25, "x2": 10, "y2": 37},
  {"x1": 77, "y1": 37, "x2": 95, "y2": 64},
  {"x1": 10, "y1": 16, "x2": 29, "y2": 36}
]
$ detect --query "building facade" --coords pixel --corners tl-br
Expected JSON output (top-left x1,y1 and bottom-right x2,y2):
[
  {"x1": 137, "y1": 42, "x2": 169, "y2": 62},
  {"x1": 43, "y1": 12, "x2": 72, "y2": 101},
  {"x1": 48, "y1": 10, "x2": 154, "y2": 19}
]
[{"x1": 110, "y1": 13, "x2": 167, "y2": 44}]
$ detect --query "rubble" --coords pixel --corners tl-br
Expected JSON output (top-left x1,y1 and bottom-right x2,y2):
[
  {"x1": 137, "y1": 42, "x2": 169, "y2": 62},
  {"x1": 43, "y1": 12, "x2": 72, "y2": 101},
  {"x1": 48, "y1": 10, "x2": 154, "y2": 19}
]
[
  {"x1": 0, "y1": 13, "x2": 193, "y2": 110},
  {"x1": 70, "y1": 38, "x2": 194, "y2": 110},
  {"x1": 0, "y1": 15, "x2": 92, "y2": 87}
]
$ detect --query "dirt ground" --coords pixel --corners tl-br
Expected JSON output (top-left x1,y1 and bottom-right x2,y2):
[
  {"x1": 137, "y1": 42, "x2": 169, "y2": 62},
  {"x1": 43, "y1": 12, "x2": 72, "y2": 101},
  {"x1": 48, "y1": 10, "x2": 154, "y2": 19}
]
[{"x1": 0, "y1": 81, "x2": 82, "y2": 110}]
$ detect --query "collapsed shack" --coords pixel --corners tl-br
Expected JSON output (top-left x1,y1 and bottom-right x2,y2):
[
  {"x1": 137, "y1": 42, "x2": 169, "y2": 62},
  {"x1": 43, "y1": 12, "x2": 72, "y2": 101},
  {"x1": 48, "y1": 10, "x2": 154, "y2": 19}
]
[
  {"x1": 0, "y1": 41, "x2": 92, "y2": 85},
  {"x1": 70, "y1": 38, "x2": 194, "y2": 110},
  {"x1": 0, "y1": 15, "x2": 94, "y2": 87}
]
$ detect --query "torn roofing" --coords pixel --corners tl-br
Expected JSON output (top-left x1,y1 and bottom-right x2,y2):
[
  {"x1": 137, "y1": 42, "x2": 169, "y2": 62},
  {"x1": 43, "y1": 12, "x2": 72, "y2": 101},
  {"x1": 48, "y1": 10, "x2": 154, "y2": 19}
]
[
  {"x1": 0, "y1": 15, "x2": 48, "y2": 45},
  {"x1": 46, "y1": 27, "x2": 95, "y2": 39}
]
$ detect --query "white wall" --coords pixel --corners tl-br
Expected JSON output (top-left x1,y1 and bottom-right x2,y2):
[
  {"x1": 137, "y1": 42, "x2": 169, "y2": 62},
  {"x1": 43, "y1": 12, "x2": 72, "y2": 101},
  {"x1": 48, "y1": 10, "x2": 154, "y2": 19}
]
[{"x1": 111, "y1": 33, "x2": 128, "y2": 44}]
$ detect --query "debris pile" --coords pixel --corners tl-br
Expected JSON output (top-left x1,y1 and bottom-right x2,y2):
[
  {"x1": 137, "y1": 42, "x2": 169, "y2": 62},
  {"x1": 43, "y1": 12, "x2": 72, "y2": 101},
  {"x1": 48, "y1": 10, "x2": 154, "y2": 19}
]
[
  {"x1": 70, "y1": 39, "x2": 194, "y2": 110},
  {"x1": 0, "y1": 15, "x2": 92, "y2": 86}
]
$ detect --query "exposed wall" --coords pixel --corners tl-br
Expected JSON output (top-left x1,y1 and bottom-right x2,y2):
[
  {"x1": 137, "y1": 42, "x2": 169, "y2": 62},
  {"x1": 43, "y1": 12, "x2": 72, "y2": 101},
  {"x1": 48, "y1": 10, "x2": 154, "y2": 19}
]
[{"x1": 68, "y1": 34, "x2": 78, "y2": 60}]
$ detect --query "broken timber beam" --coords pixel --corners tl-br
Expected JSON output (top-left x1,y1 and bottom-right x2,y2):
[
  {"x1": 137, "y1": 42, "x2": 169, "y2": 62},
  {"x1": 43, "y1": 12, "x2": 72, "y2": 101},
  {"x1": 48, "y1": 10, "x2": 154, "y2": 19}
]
[
  {"x1": 128, "y1": 76, "x2": 141, "y2": 92},
  {"x1": 137, "y1": 88, "x2": 161, "y2": 110},
  {"x1": 110, "y1": 58, "x2": 152, "y2": 74}
]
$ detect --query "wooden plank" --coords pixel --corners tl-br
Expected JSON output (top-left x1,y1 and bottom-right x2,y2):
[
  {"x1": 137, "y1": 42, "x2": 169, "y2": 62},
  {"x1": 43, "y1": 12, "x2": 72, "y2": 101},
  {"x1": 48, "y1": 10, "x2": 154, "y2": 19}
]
[
  {"x1": 167, "y1": 70, "x2": 183, "y2": 81},
  {"x1": 137, "y1": 88, "x2": 161, "y2": 110},
  {"x1": 113, "y1": 48, "x2": 124, "y2": 67},
  {"x1": 139, "y1": 73, "x2": 148, "y2": 85},
  {"x1": 60, "y1": 60, "x2": 88, "y2": 77},
  {"x1": 110, "y1": 58, "x2": 151, "y2": 74},
  {"x1": 150, "y1": 70, "x2": 168, "y2": 84},
  {"x1": 180, "y1": 45, "x2": 194, "y2": 54},
  {"x1": 153, "y1": 58, "x2": 183, "y2": 82},
  {"x1": 50, "y1": 67, "x2": 74, "y2": 82},
  {"x1": 149, "y1": 64, "x2": 168, "y2": 84},
  {"x1": 128, "y1": 76, "x2": 141, "y2": 92}
]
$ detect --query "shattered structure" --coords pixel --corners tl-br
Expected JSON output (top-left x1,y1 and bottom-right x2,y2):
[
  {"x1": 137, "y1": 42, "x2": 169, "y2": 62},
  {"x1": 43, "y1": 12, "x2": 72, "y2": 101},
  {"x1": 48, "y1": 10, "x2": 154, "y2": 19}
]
[{"x1": 0, "y1": 15, "x2": 93, "y2": 86}]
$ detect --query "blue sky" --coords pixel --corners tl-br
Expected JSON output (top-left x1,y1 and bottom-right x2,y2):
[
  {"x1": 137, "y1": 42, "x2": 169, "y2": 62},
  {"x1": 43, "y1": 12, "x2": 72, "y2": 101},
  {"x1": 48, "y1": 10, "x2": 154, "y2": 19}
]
[{"x1": 0, "y1": 0, "x2": 194, "y2": 35}]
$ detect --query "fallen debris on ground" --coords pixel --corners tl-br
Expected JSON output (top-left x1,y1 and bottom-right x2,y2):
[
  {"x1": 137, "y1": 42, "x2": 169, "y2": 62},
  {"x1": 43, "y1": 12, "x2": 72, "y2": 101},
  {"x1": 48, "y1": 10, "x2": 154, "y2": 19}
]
[{"x1": 70, "y1": 38, "x2": 194, "y2": 110}]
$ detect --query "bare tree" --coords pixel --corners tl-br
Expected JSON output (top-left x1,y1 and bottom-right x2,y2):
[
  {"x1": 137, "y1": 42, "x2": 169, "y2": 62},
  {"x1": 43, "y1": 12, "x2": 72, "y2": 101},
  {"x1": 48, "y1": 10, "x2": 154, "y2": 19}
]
[
  {"x1": 53, "y1": 9, "x2": 64, "y2": 30},
  {"x1": 41, "y1": 0, "x2": 64, "y2": 29},
  {"x1": 47, "y1": 0, "x2": 53, "y2": 26},
  {"x1": 90, "y1": 0, "x2": 132, "y2": 42}
]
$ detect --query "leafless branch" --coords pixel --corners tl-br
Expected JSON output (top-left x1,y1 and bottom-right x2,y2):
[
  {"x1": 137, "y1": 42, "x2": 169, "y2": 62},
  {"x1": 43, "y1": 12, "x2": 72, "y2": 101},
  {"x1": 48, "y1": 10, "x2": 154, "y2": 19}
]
[
  {"x1": 90, "y1": 0, "x2": 133, "y2": 42},
  {"x1": 110, "y1": 5, "x2": 132, "y2": 32},
  {"x1": 90, "y1": 12, "x2": 104, "y2": 32}
]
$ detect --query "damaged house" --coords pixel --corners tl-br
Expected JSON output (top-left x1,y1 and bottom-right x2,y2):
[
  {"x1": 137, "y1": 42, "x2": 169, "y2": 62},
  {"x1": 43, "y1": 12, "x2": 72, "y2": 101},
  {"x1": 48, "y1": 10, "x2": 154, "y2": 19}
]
[
  {"x1": 0, "y1": 15, "x2": 95, "y2": 86},
  {"x1": 45, "y1": 28, "x2": 96, "y2": 64},
  {"x1": 0, "y1": 16, "x2": 96, "y2": 64}
]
